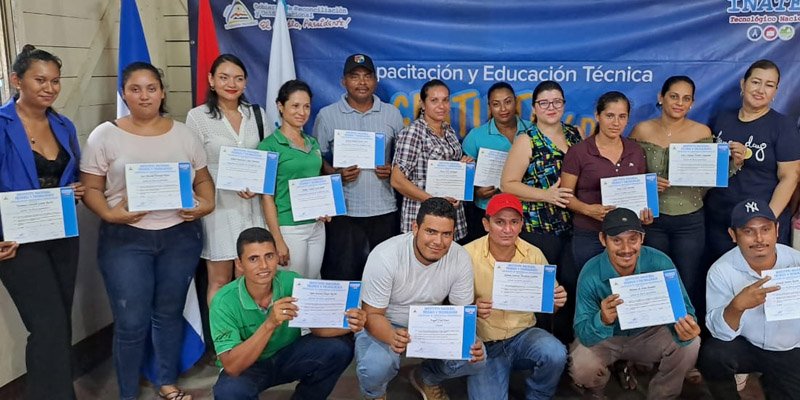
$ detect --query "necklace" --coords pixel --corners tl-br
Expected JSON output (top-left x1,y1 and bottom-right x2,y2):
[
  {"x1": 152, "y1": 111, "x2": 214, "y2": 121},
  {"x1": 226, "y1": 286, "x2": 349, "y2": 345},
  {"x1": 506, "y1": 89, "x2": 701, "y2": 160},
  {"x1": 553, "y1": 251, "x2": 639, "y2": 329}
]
[{"x1": 659, "y1": 119, "x2": 686, "y2": 137}]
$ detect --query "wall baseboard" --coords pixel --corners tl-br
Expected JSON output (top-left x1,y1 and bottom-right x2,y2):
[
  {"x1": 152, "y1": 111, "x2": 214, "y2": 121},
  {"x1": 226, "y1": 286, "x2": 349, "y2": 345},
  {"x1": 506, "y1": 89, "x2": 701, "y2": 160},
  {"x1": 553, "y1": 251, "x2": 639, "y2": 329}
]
[{"x1": 0, "y1": 324, "x2": 113, "y2": 399}]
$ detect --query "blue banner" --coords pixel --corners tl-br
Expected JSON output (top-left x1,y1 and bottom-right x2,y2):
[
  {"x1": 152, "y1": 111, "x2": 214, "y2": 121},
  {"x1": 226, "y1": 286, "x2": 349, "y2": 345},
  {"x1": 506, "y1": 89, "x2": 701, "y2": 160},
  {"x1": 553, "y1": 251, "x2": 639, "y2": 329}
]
[{"x1": 189, "y1": 0, "x2": 800, "y2": 138}]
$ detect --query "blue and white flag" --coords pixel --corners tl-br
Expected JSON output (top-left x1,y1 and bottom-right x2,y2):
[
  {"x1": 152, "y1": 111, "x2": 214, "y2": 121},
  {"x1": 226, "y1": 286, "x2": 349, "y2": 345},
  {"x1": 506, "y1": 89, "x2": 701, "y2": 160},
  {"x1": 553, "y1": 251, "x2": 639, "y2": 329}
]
[
  {"x1": 264, "y1": 0, "x2": 296, "y2": 129},
  {"x1": 118, "y1": 0, "x2": 205, "y2": 381}
]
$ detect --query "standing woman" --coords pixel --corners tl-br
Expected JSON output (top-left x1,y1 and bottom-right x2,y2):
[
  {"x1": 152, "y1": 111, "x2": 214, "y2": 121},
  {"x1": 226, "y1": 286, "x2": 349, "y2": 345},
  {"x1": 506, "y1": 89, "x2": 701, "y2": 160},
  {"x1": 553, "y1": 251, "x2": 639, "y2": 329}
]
[
  {"x1": 560, "y1": 91, "x2": 650, "y2": 271},
  {"x1": 705, "y1": 59, "x2": 800, "y2": 262},
  {"x1": 185, "y1": 54, "x2": 267, "y2": 305},
  {"x1": 391, "y1": 79, "x2": 472, "y2": 241},
  {"x1": 0, "y1": 45, "x2": 84, "y2": 400},
  {"x1": 501, "y1": 80, "x2": 581, "y2": 343},
  {"x1": 81, "y1": 62, "x2": 214, "y2": 400},
  {"x1": 630, "y1": 76, "x2": 744, "y2": 316},
  {"x1": 258, "y1": 80, "x2": 326, "y2": 279},
  {"x1": 461, "y1": 81, "x2": 530, "y2": 242}
]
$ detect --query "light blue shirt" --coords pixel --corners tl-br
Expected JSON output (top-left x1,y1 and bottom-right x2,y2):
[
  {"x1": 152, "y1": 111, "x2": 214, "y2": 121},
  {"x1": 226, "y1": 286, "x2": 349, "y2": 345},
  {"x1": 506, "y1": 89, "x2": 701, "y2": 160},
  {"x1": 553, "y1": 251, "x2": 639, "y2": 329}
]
[
  {"x1": 461, "y1": 117, "x2": 530, "y2": 209},
  {"x1": 706, "y1": 244, "x2": 800, "y2": 351},
  {"x1": 313, "y1": 94, "x2": 404, "y2": 217}
]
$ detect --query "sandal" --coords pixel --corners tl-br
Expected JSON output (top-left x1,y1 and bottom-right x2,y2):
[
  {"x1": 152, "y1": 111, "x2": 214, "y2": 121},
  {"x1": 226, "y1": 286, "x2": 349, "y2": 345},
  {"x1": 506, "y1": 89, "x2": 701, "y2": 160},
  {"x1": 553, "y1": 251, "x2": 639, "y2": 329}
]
[
  {"x1": 613, "y1": 360, "x2": 638, "y2": 391},
  {"x1": 158, "y1": 389, "x2": 192, "y2": 400}
]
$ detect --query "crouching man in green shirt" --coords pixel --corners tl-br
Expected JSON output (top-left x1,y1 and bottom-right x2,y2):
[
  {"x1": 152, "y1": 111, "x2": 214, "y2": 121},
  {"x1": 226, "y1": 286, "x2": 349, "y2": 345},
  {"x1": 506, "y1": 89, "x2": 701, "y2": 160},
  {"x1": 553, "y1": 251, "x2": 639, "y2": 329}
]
[{"x1": 211, "y1": 227, "x2": 366, "y2": 400}]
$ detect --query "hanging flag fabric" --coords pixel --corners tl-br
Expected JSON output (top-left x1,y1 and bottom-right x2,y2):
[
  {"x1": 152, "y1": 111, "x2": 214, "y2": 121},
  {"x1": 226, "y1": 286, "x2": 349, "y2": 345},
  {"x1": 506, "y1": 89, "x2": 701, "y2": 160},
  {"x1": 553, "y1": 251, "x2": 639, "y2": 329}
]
[
  {"x1": 117, "y1": 0, "x2": 151, "y2": 118},
  {"x1": 118, "y1": 0, "x2": 206, "y2": 382},
  {"x1": 195, "y1": 0, "x2": 220, "y2": 106},
  {"x1": 264, "y1": 0, "x2": 296, "y2": 129}
]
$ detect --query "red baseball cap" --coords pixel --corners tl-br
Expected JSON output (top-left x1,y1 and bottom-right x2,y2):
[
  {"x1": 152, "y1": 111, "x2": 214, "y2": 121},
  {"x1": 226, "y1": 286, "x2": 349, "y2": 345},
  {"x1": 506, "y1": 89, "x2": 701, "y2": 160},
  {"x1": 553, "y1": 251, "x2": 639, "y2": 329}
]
[{"x1": 485, "y1": 193, "x2": 523, "y2": 217}]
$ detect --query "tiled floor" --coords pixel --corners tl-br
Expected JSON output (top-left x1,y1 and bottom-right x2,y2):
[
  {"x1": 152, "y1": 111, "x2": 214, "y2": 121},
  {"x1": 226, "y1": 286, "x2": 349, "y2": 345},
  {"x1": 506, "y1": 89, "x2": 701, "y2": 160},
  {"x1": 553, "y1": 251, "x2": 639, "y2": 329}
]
[{"x1": 71, "y1": 354, "x2": 767, "y2": 400}]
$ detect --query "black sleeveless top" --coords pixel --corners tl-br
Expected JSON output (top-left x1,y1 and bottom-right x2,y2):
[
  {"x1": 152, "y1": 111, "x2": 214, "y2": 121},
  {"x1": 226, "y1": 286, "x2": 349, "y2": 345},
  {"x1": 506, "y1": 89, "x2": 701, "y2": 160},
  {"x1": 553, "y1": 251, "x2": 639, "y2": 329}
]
[{"x1": 33, "y1": 143, "x2": 68, "y2": 188}]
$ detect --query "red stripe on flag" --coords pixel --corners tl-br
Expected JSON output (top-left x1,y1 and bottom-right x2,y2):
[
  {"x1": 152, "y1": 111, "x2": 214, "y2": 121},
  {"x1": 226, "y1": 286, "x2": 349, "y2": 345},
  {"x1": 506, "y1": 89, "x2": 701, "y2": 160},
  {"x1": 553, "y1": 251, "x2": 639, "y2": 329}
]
[{"x1": 196, "y1": 0, "x2": 220, "y2": 106}]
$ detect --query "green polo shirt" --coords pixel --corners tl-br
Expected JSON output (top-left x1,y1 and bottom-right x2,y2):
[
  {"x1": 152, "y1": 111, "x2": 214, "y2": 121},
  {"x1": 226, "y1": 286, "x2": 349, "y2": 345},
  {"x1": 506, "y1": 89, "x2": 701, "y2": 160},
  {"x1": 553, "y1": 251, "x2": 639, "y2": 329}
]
[
  {"x1": 257, "y1": 128, "x2": 323, "y2": 226},
  {"x1": 210, "y1": 271, "x2": 301, "y2": 363}
]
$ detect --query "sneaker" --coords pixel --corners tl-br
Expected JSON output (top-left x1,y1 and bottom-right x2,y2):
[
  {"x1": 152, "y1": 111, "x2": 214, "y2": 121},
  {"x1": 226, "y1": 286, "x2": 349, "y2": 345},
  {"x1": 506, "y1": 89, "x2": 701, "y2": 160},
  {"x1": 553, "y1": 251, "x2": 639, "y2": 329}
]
[
  {"x1": 735, "y1": 373, "x2": 748, "y2": 391},
  {"x1": 409, "y1": 367, "x2": 449, "y2": 400}
]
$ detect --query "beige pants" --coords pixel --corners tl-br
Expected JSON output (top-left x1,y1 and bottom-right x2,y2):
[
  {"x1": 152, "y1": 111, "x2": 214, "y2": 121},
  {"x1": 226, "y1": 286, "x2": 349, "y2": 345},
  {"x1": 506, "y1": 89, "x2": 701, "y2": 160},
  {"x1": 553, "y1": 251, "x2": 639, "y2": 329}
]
[{"x1": 569, "y1": 326, "x2": 699, "y2": 400}]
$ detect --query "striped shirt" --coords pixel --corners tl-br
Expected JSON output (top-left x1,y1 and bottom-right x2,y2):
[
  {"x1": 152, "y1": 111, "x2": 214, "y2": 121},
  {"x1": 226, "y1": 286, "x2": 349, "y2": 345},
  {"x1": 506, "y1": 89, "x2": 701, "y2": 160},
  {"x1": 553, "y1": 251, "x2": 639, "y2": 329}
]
[{"x1": 313, "y1": 94, "x2": 404, "y2": 217}]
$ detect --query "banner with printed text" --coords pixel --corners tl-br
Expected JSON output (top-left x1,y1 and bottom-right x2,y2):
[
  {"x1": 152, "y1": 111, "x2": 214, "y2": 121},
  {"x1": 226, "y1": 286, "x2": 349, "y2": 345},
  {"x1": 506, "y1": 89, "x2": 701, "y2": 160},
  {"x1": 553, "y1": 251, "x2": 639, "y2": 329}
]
[{"x1": 188, "y1": 0, "x2": 800, "y2": 138}]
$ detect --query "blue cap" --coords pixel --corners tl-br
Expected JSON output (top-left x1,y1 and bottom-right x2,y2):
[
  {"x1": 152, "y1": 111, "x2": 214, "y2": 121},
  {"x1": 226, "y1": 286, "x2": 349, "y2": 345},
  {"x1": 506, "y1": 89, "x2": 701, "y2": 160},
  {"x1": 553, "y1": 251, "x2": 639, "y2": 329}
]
[{"x1": 730, "y1": 198, "x2": 776, "y2": 228}]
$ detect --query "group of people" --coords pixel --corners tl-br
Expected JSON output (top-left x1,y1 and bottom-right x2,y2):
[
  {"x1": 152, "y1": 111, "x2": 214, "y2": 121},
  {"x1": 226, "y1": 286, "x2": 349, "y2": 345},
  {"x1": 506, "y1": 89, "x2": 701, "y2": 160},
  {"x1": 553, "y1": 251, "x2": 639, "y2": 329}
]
[{"x1": 0, "y1": 42, "x2": 798, "y2": 400}]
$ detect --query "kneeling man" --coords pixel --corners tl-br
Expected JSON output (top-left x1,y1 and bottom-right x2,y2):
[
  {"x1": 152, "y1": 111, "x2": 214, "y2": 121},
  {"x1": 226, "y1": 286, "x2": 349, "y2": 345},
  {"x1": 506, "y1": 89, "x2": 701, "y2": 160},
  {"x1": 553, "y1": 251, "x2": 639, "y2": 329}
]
[
  {"x1": 464, "y1": 193, "x2": 568, "y2": 399},
  {"x1": 356, "y1": 198, "x2": 485, "y2": 400},
  {"x1": 699, "y1": 199, "x2": 800, "y2": 399},
  {"x1": 211, "y1": 227, "x2": 366, "y2": 400},
  {"x1": 570, "y1": 208, "x2": 700, "y2": 399}
]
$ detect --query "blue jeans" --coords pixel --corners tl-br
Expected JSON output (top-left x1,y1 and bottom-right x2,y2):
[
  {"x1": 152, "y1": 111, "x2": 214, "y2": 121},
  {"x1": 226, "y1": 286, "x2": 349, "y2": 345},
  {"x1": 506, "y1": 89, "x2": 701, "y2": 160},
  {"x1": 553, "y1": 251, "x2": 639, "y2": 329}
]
[
  {"x1": 355, "y1": 328, "x2": 486, "y2": 399},
  {"x1": 98, "y1": 221, "x2": 202, "y2": 400},
  {"x1": 213, "y1": 334, "x2": 354, "y2": 400},
  {"x1": 645, "y1": 209, "x2": 706, "y2": 321},
  {"x1": 467, "y1": 327, "x2": 567, "y2": 400},
  {"x1": 572, "y1": 229, "x2": 605, "y2": 273}
]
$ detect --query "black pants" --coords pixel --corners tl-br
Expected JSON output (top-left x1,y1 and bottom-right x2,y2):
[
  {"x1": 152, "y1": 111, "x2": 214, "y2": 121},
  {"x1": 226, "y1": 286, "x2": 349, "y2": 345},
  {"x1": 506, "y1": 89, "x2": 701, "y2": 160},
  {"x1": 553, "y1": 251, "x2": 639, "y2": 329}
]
[
  {"x1": 519, "y1": 230, "x2": 576, "y2": 345},
  {"x1": 462, "y1": 202, "x2": 487, "y2": 245},
  {"x1": 0, "y1": 237, "x2": 79, "y2": 400},
  {"x1": 698, "y1": 336, "x2": 800, "y2": 399},
  {"x1": 321, "y1": 211, "x2": 399, "y2": 281}
]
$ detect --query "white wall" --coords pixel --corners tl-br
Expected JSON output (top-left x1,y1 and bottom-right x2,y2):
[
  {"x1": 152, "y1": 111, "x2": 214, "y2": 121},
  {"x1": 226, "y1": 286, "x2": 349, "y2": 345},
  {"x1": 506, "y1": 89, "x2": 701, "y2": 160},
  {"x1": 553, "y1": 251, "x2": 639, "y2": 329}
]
[{"x1": 0, "y1": 0, "x2": 193, "y2": 387}]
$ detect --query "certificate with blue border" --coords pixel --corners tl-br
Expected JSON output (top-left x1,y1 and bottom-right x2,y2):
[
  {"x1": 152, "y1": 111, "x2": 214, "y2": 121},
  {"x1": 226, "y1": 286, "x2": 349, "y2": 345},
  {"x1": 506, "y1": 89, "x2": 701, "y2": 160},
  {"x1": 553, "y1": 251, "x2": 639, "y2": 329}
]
[
  {"x1": 332, "y1": 129, "x2": 385, "y2": 169},
  {"x1": 0, "y1": 187, "x2": 78, "y2": 243},
  {"x1": 288, "y1": 174, "x2": 347, "y2": 222},
  {"x1": 425, "y1": 160, "x2": 476, "y2": 201},
  {"x1": 125, "y1": 162, "x2": 194, "y2": 212},
  {"x1": 492, "y1": 263, "x2": 557, "y2": 313},
  {"x1": 600, "y1": 173, "x2": 660, "y2": 218},
  {"x1": 406, "y1": 305, "x2": 477, "y2": 360},
  {"x1": 216, "y1": 146, "x2": 279, "y2": 195},
  {"x1": 288, "y1": 279, "x2": 362, "y2": 328},
  {"x1": 668, "y1": 143, "x2": 729, "y2": 187},
  {"x1": 610, "y1": 269, "x2": 687, "y2": 330}
]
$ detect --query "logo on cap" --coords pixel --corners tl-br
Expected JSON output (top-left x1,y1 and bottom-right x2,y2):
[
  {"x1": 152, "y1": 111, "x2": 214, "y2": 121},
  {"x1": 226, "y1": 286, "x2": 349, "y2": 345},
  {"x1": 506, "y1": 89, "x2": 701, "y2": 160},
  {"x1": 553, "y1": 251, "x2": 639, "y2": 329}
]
[
  {"x1": 354, "y1": 55, "x2": 365, "y2": 64},
  {"x1": 745, "y1": 201, "x2": 759, "y2": 213}
]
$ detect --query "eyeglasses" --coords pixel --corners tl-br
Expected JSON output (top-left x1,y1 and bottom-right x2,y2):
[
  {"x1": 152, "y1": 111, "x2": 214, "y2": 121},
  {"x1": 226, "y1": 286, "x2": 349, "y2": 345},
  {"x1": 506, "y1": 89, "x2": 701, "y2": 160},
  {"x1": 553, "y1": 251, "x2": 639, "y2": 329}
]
[{"x1": 534, "y1": 99, "x2": 565, "y2": 109}]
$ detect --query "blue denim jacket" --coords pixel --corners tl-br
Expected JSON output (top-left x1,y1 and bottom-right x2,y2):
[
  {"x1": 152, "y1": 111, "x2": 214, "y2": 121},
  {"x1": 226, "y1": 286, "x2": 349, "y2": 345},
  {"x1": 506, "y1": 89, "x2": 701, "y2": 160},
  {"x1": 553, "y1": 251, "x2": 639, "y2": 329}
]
[{"x1": 0, "y1": 99, "x2": 80, "y2": 193}]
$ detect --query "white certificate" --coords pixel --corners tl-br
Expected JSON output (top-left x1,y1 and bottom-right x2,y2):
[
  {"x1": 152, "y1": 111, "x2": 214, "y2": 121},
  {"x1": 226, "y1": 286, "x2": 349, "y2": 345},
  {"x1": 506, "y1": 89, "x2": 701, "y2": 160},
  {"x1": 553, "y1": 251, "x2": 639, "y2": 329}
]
[
  {"x1": 288, "y1": 279, "x2": 362, "y2": 328},
  {"x1": 668, "y1": 143, "x2": 729, "y2": 187},
  {"x1": 473, "y1": 148, "x2": 508, "y2": 187},
  {"x1": 610, "y1": 269, "x2": 687, "y2": 330},
  {"x1": 600, "y1": 173, "x2": 660, "y2": 217},
  {"x1": 763, "y1": 267, "x2": 800, "y2": 321},
  {"x1": 125, "y1": 162, "x2": 194, "y2": 212},
  {"x1": 216, "y1": 146, "x2": 279, "y2": 195},
  {"x1": 0, "y1": 188, "x2": 78, "y2": 244},
  {"x1": 332, "y1": 129, "x2": 386, "y2": 169},
  {"x1": 406, "y1": 305, "x2": 477, "y2": 360},
  {"x1": 492, "y1": 263, "x2": 557, "y2": 313},
  {"x1": 288, "y1": 175, "x2": 347, "y2": 222},
  {"x1": 425, "y1": 160, "x2": 475, "y2": 201}
]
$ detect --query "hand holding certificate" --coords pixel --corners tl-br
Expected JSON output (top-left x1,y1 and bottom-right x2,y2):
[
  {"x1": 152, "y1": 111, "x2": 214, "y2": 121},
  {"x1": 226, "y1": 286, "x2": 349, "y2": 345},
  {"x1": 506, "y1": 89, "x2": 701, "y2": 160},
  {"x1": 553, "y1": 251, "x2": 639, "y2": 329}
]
[
  {"x1": 600, "y1": 173, "x2": 660, "y2": 218},
  {"x1": 288, "y1": 279, "x2": 362, "y2": 328},
  {"x1": 332, "y1": 130, "x2": 385, "y2": 169},
  {"x1": 425, "y1": 160, "x2": 476, "y2": 201},
  {"x1": 668, "y1": 143, "x2": 729, "y2": 187},
  {"x1": 406, "y1": 305, "x2": 477, "y2": 360},
  {"x1": 216, "y1": 146, "x2": 279, "y2": 194},
  {"x1": 125, "y1": 162, "x2": 194, "y2": 212},
  {"x1": 763, "y1": 267, "x2": 800, "y2": 321},
  {"x1": 288, "y1": 175, "x2": 347, "y2": 222},
  {"x1": 492, "y1": 263, "x2": 557, "y2": 313},
  {"x1": 0, "y1": 187, "x2": 78, "y2": 243},
  {"x1": 609, "y1": 269, "x2": 687, "y2": 330},
  {"x1": 473, "y1": 148, "x2": 508, "y2": 188}
]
